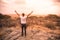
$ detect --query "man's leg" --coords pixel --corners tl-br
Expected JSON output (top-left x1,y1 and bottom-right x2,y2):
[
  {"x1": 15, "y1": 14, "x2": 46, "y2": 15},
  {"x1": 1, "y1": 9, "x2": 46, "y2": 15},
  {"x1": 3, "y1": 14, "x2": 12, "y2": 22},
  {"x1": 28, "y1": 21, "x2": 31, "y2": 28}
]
[
  {"x1": 21, "y1": 24, "x2": 24, "y2": 36},
  {"x1": 24, "y1": 24, "x2": 26, "y2": 36}
]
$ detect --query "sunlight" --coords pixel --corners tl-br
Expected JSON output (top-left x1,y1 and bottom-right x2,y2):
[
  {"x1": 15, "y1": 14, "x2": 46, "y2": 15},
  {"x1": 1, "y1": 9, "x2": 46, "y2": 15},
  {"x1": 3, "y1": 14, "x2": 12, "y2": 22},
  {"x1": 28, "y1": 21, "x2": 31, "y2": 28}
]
[
  {"x1": 0, "y1": 0, "x2": 59, "y2": 15},
  {"x1": 26, "y1": 0, "x2": 57, "y2": 15},
  {"x1": 2, "y1": 0, "x2": 15, "y2": 3},
  {"x1": 26, "y1": 0, "x2": 52, "y2": 7}
]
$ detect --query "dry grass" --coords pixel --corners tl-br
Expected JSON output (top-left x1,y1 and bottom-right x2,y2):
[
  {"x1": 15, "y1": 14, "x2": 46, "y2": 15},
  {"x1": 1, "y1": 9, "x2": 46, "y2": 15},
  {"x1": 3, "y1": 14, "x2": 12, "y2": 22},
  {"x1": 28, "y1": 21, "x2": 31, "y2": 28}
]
[{"x1": 0, "y1": 14, "x2": 60, "y2": 40}]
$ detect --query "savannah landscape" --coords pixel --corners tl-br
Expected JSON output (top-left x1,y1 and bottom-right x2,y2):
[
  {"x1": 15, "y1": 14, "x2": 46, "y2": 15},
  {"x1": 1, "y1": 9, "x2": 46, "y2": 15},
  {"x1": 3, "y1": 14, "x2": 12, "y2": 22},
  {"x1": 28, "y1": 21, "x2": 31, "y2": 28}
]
[
  {"x1": 0, "y1": 13, "x2": 60, "y2": 40},
  {"x1": 0, "y1": 0, "x2": 60, "y2": 40}
]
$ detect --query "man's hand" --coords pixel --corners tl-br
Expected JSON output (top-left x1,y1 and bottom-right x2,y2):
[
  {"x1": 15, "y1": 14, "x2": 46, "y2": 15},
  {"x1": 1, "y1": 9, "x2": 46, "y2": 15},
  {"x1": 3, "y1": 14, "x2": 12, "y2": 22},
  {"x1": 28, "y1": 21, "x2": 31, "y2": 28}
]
[
  {"x1": 30, "y1": 11, "x2": 33, "y2": 14},
  {"x1": 15, "y1": 10, "x2": 18, "y2": 13},
  {"x1": 27, "y1": 11, "x2": 33, "y2": 17},
  {"x1": 15, "y1": 10, "x2": 20, "y2": 16}
]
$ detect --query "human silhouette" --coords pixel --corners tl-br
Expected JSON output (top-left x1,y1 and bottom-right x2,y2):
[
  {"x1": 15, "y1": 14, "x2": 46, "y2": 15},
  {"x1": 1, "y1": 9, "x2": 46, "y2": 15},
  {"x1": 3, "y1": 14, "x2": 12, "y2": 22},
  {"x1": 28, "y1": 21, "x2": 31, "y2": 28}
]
[{"x1": 15, "y1": 10, "x2": 33, "y2": 36}]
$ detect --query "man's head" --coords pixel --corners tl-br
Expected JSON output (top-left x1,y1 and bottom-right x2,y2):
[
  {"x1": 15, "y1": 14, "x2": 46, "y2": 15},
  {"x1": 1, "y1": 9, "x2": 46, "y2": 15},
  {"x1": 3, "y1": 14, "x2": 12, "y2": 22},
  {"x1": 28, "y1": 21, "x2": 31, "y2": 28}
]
[{"x1": 22, "y1": 13, "x2": 25, "y2": 16}]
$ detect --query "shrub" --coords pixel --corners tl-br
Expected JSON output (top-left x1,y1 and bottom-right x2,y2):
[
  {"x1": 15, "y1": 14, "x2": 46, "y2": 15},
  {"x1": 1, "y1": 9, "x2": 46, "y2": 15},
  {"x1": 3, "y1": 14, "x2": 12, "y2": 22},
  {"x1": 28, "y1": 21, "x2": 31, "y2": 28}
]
[
  {"x1": 0, "y1": 13, "x2": 16, "y2": 27},
  {"x1": 44, "y1": 22, "x2": 56, "y2": 30},
  {"x1": 45, "y1": 14, "x2": 60, "y2": 22}
]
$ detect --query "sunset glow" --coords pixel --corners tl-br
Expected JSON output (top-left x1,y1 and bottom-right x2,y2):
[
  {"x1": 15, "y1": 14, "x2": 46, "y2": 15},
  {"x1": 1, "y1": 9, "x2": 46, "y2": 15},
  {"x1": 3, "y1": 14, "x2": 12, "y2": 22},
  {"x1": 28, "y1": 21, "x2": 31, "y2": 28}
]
[
  {"x1": 26, "y1": 0, "x2": 58, "y2": 15},
  {"x1": 0, "y1": 0, "x2": 60, "y2": 16}
]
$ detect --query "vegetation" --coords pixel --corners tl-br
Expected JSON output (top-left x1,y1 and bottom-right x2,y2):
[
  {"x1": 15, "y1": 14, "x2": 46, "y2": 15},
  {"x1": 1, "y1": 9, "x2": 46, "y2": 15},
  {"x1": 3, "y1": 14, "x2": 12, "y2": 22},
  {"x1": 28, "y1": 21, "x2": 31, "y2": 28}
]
[
  {"x1": 0, "y1": 13, "x2": 16, "y2": 27},
  {"x1": 43, "y1": 14, "x2": 60, "y2": 30},
  {"x1": 0, "y1": 13, "x2": 60, "y2": 40},
  {"x1": 0, "y1": 13, "x2": 60, "y2": 30}
]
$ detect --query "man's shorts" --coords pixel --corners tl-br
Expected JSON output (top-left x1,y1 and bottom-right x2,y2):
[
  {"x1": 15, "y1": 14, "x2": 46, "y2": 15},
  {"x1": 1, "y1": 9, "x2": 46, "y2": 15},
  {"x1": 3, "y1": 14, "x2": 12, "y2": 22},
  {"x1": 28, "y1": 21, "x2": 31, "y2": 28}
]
[{"x1": 21, "y1": 24, "x2": 26, "y2": 27}]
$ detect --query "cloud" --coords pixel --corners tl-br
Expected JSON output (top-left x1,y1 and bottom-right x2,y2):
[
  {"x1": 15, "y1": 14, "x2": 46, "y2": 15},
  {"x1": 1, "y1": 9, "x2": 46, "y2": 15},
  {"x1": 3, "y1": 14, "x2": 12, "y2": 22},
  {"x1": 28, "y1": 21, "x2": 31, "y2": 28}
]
[
  {"x1": 15, "y1": 0, "x2": 26, "y2": 4},
  {"x1": 0, "y1": 0, "x2": 25, "y2": 4},
  {"x1": 53, "y1": 0, "x2": 60, "y2": 2},
  {"x1": 0, "y1": 0, "x2": 60, "y2": 15}
]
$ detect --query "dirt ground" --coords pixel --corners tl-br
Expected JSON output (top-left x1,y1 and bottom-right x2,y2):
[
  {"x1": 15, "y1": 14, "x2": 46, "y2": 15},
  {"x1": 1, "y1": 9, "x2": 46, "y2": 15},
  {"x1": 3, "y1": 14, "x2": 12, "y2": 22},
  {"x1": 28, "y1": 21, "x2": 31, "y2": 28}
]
[{"x1": 0, "y1": 25, "x2": 60, "y2": 40}]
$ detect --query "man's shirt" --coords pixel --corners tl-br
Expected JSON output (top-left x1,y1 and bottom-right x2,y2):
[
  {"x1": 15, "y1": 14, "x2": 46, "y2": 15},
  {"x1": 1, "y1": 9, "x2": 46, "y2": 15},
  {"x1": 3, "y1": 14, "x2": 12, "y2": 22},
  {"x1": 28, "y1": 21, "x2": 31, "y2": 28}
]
[{"x1": 20, "y1": 16, "x2": 27, "y2": 24}]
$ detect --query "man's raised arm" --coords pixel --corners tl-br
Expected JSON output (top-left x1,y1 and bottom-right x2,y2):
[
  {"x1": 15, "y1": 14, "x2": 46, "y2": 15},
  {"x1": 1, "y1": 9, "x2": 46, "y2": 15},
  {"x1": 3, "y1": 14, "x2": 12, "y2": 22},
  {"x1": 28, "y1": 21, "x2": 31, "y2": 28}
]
[
  {"x1": 27, "y1": 11, "x2": 33, "y2": 17},
  {"x1": 15, "y1": 10, "x2": 20, "y2": 16}
]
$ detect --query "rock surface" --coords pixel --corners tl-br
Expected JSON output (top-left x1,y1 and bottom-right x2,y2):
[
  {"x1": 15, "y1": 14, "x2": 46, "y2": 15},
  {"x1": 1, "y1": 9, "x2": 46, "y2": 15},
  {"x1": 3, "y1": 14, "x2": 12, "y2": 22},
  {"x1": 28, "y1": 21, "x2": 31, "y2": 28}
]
[{"x1": 0, "y1": 25, "x2": 60, "y2": 40}]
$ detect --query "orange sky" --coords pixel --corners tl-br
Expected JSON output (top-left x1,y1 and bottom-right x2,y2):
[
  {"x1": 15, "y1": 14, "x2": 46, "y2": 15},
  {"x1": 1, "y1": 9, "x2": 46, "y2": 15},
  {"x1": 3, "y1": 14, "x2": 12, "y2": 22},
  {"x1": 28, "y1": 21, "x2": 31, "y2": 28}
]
[{"x1": 0, "y1": 0, "x2": 60, "y2": 16}]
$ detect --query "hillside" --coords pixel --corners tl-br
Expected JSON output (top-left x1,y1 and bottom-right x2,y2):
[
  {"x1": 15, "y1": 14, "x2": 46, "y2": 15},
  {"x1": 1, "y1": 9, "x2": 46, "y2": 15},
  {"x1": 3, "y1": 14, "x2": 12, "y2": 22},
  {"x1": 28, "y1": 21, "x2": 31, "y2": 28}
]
[{"x1": 0, "y1": 14, "x2": 60, "y2": 40}]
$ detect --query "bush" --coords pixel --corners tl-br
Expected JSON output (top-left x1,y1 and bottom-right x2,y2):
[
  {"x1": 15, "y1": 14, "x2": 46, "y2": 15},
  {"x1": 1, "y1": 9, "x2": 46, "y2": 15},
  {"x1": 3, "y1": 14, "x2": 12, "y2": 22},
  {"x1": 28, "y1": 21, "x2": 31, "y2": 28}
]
[
  {"x1": 44, "y1": 22, "x2": 56, "y2": 30},
  {"x1": 0, "y1": 13, "x2": 16, "y2": 27},
  {"x1": 56, "y1": 18, "x2": 60, "y2": 27},
  {"x1": 45, "y1": 14, "x2": 60, "y2": 22},
  {"x1": 44, "y1": 14, "x2": 60, "y2": 29}
]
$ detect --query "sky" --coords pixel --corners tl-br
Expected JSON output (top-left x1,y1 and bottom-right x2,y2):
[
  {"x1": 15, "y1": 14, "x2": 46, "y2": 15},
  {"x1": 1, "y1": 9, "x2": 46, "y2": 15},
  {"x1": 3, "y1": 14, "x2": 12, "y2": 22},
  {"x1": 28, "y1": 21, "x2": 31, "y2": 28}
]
[{"x1": 0, "y1": 0, "x2": 60, "y2": 16}]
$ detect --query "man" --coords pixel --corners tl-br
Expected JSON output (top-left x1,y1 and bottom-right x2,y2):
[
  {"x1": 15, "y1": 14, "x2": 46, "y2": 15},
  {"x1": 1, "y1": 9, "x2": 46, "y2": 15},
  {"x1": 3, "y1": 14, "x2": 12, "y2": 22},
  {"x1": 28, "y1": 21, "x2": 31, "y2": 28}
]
[{"x1": 15, "y1": 10, "x2": 33, "y2": 36}]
